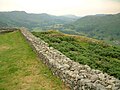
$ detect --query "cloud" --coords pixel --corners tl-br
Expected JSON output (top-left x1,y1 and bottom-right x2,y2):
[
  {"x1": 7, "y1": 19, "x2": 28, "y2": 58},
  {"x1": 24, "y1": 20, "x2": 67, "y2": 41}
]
[{"x1": 0, "y1": 0, "x2": 120, "y2": 16}]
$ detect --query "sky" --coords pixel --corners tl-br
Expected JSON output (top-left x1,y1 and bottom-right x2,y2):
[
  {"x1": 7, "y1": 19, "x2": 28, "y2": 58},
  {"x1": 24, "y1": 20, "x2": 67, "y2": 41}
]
[{"x1": 0, "y1": 0, "x2": 120, "y2": 16}]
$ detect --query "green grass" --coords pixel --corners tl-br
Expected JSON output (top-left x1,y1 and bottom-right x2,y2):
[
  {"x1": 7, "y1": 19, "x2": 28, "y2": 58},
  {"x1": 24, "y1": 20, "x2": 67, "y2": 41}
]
[
  {"x1": 32, "y1": 30, "x2": 120, "y2": 79},
  {"x1": 0, "y1": 31, "x2": 69, "y2": 90}
]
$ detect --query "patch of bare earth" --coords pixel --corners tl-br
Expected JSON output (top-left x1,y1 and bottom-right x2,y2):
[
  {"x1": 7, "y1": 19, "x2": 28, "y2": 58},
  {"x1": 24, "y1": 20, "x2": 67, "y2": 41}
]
[{"x1": 0, "y1": 45, "x2": 10, "y2": 51}]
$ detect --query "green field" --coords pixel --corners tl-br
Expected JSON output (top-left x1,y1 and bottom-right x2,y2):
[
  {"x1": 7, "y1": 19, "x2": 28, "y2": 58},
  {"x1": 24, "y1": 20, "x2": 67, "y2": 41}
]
[
  {"x1": 0, "y1": 31, "x2": 69, "y2": 90},
  {"x1": 32, "y1": 30, "x2": 120, "y2": 79}
]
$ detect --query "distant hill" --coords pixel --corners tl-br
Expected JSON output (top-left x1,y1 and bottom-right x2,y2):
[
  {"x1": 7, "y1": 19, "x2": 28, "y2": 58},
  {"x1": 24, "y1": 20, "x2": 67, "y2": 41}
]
[
  {"x1": 62, "y1": 15, "x2": 80, "y2": 19},
  {"x1": 63, "y1": 13, "x2": 120, "y2": 45},
  {"x1": 95, "y1": 14, "x2": 107, "y2": 16},
  {"x1": 0, "y1": 22, "x2": 8, "y2": 27},
  {"x1": 0, "y1": 11, "x2": 78, "y2": 30}
]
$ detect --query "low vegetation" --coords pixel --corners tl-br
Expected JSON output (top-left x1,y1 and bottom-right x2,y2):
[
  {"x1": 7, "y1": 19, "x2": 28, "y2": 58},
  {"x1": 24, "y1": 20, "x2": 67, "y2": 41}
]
[
  {"x1": 0, "y1": 31, "x2": 69, "y2": 90},
  {"x1": 32, "y1": 30, "x2": 120, "y2": 79}
]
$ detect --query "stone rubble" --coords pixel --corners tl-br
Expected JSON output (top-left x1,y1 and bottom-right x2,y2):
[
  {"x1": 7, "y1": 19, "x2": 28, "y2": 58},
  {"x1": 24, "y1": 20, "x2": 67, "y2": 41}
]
[
  {"x1": 20, "y1": 28, "x2": 120, "y2": 90},
  {"x1": 0, "y1": 28, "x2": 18, "y2": 33}
]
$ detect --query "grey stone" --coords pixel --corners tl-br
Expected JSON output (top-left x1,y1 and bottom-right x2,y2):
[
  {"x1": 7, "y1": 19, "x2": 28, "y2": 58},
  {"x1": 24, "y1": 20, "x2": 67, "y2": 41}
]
[
  {"x1": 98, "y1": 73, "x2": 105, "y2": 80},
  {"x1": 96, "y1": 84, "x2": 106, "y2": 90},
  {"x1": 106, "y1": 85, "x2": 112, "y2": 89},
  {"x1": 90, "y1": 74, "x2": 98, "y2": 82}
]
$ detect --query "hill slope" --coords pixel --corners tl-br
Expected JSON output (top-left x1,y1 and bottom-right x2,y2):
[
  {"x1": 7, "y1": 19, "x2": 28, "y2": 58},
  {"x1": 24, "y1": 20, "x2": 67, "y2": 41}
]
[
  {"x1": 63, "y1": 13, "x2": 120, "y2": 45},
  {"x1": 0, "y1": 31, "x2": 69, "y2": 90},
  {"x1": 32, "y1": 30, "x2": 120, "y2": 79},
  {"x1": 0, "y1": 11, "x2": 78, "y2": 29}
]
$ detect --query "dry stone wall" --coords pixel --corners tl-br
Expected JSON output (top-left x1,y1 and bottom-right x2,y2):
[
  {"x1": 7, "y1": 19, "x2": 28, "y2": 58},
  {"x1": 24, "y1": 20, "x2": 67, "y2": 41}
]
[
  {"x1": 20, "y1": 28, "x2": 120, "y2": 90},
  {"x1": 0, "y1": 27, "x2": 18, "y2": 33}
]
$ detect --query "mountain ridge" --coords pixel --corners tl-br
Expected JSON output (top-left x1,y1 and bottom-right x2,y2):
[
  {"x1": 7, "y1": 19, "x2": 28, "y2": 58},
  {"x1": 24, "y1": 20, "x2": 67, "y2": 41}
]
[
  {"x1": 0, "y1": 11, "x2": 79, "y2": 29},
  {"x1": 63, "y1": 13, "x2": 120, "y2": 45}
]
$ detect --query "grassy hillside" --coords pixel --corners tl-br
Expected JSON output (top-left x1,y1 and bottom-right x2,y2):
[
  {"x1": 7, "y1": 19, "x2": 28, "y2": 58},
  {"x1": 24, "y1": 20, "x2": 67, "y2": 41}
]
[
  {"x1": 0, "y1": 31, "x2": 69, "y2": 90},
  {"x1": 63, "y1": 13, "x2": 120, "y2": 45},
  {"x1": 32, "y1": 30, "x2": 120, "y2": 79},
  {"x1": 0, "y1": 11, "x2": 78, "y2": 30}
]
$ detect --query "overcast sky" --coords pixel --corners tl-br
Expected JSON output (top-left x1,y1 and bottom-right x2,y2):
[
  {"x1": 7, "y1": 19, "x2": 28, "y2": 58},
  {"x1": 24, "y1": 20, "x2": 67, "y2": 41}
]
[{"x1": 0, "y1": 0, "x2": 120, "y2": 16}]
